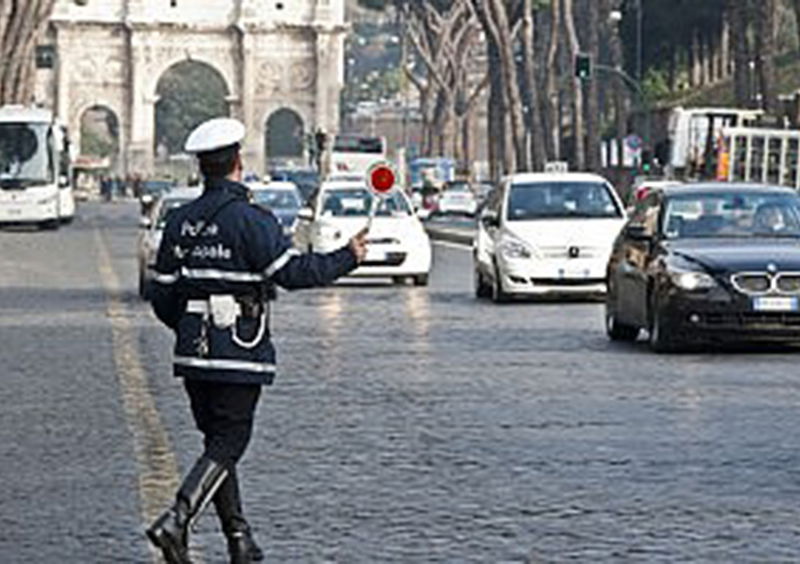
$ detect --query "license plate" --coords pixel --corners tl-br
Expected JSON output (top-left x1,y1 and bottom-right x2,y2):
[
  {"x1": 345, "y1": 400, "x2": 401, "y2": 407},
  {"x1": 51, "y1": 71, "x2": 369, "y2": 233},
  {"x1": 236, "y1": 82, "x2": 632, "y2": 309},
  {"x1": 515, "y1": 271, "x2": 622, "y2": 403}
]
[
  {"x1": 752, "y1": 296, "x2": 799, "y2": 312},
  {"x1": 366, "y1": 250, "x2": 386, "y2": 261},
  {"x1": 7, "y1": 208, "x2": 21, "y2": 216},
  {"x1": 558, "y1": 268, "x2": 591, "y2": 279}
]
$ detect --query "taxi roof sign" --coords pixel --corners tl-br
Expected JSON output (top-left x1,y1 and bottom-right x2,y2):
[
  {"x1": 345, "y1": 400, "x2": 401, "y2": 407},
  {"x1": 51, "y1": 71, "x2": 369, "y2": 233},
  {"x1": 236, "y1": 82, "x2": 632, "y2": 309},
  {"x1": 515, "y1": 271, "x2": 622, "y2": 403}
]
[{"x1": 543, "y1": 161, "x2": 569, "y2": 173}]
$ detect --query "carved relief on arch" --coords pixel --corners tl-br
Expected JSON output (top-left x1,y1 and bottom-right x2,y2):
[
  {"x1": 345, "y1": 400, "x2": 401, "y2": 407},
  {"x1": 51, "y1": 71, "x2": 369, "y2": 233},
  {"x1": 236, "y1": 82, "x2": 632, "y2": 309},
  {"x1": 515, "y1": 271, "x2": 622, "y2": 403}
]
[
  {"x1": 289, "y1": 60, "x2": 315, "y2": 92},
  {"x1": 255, "y1": 60, "x2": 284, "y2": 98}
]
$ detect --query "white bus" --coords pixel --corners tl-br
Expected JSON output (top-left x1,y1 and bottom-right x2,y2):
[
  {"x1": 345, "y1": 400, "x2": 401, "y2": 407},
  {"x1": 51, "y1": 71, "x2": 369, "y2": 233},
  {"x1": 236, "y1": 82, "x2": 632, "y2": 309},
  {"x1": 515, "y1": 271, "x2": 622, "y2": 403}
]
[
  {"x1": 330, "y1": 134, "x2": 386, "y2": 178},
  {"x1": 0, "y1": 105, "x2": 75, "y2": 228}
]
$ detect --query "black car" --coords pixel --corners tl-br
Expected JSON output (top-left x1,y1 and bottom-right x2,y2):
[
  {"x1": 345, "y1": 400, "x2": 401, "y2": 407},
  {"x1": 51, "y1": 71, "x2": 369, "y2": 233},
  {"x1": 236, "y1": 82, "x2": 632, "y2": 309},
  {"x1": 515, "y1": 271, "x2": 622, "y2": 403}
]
[{"x1": 606, "y1": 183, "x2": 800, "y2": 351}]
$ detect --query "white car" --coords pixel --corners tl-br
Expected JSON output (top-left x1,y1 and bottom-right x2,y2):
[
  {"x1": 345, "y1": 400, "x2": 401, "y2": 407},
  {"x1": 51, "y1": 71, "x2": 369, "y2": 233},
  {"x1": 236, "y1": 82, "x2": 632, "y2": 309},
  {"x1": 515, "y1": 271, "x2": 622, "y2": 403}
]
[
  {"x1": 136, "y1": 187, "x2": 202, "y2": 298},
  {"x1": 294, "y1": 180, "x2": 432, "y2": 285},
  {"x1": 474, "y1": 172, "x2": 626, "y2": 302},
  {"x1": 436, "y1": 186, "x2": 478, "y2": 216}
]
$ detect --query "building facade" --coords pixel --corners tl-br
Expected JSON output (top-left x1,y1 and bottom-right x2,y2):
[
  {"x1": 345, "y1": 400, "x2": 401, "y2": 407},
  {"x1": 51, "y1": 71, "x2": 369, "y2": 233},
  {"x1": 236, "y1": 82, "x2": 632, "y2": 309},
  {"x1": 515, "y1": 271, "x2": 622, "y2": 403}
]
[{"x1": 39, "y1": 0, "x2": 347, "y2": 175}]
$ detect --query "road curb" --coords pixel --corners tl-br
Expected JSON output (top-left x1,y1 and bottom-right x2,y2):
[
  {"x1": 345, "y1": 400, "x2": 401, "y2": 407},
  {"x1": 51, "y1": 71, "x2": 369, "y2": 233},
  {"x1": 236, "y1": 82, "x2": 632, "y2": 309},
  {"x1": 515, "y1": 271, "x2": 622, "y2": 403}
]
[{"x1": 425, "y1": 225, "x2": 474, "y2": 246}]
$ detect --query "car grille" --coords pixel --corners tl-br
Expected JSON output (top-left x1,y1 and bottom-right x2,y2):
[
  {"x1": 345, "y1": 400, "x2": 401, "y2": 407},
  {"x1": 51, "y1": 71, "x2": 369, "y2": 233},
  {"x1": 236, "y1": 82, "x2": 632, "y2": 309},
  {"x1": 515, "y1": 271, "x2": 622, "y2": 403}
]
[
  {"x1": 530, "y1": 278, "x2": 605, "y2": 286},
  {"x1": 731, "y1": 271, "x2": 800, "y2": 295},
  {"x1": 701, "y1": 312, "x2": 800, "y2": 327},
  {"x1": 362, "y1": 252, "x2": 407, "y2": 267},
  {"x1": 539, "y1": 245, "x2": 601, "y2": 259}
]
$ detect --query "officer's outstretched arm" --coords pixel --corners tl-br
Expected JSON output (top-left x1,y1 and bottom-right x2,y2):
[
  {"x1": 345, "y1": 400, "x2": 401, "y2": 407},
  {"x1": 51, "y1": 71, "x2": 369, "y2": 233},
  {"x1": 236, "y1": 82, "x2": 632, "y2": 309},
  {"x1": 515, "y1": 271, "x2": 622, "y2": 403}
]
[
  {"x1": 150, "y1": 225, "x2": 186, "y2": 329},
  {"x1": 245, "y1": 209, "x2": 358, "y2": 289}
]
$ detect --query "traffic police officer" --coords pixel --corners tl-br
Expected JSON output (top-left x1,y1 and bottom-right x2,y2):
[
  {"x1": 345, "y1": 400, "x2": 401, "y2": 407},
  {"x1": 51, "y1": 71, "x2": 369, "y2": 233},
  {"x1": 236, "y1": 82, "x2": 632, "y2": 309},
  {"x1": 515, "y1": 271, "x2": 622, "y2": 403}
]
[{"x1": 146, "y1": 118, "x2": 367, "y2": 564}]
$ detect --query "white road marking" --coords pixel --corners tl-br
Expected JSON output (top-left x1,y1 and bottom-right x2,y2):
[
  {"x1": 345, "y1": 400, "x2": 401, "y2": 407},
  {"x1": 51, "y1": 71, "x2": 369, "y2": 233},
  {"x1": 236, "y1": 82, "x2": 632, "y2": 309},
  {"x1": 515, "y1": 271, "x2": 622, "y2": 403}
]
[{"x1": 95, "y1": 230, "x2": 205, "y2": 564}]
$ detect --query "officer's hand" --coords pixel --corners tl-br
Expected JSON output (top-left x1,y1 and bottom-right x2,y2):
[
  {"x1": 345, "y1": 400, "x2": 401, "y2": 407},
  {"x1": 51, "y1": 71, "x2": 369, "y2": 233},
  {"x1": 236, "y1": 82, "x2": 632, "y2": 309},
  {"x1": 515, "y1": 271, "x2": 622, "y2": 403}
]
[{"x1": 349, "y1": 227, "x2": 368, "y2": 263}]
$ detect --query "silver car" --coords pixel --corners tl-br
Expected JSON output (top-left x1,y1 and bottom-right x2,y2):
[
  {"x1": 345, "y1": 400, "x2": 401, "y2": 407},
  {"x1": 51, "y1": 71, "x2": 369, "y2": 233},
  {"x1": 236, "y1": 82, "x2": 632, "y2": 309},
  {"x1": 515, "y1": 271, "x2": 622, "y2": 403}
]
[{"x1": 136, "y1": 187, "x2": 201, "y2": 298}]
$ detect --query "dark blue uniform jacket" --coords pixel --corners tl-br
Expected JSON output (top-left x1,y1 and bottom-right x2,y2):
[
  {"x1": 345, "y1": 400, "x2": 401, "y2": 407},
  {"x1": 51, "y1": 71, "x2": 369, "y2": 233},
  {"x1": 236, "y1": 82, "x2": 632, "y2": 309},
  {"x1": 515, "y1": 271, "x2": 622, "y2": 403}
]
[{"x1": 150, "y1": 178, "x2": 357, "y2": 385}]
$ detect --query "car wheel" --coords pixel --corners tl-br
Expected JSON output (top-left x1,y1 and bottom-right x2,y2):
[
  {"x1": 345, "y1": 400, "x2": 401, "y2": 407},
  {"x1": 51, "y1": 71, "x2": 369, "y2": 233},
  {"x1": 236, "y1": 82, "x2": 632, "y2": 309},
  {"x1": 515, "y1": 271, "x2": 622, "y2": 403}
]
[
  {"x1": 605, "y1": 310, "x2": 639, "y2": 341},
  {"x1": 474, "y1": 267, "x2": 491, "y2": 299},
  {"x1": 648, "y1": 298, "x2": 679, "y2": 353},
  {"x1": 413, "y1": 274, "x2": 429, "y2": 287},
  {"x1": 491, "y1": 262, "x2": 511, "y2": 303}
]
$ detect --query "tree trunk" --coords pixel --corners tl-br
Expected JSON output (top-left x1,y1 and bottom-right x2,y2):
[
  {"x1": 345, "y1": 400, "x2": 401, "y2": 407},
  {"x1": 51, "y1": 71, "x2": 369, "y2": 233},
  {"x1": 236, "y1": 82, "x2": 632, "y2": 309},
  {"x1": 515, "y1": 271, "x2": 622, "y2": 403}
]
[
  {"x1": 486, "y1": 37, "x2": 510, "y2": 180},
  {"x1": 728, "y1": 0, "x2": 751, "y2": 107},
  {"x1": 755, "y1": 0, "x2": 777, "y2": 113},
  {"x1": 486, "y1": 0, "x2": 529, "y2": 171},
  {"x1": 604, "y1": 0, "x2": 627, "y2": 171},
  {"x1": 584, "y1": 0, "x2": 601, "y2": 171},
  {"x1": 563, "y1": 0, "x2": 585, "y2": 171},
  {"x1": 793, "y1": 0, "x2": 800, "y2": 51},
  {"x1": 544, "y1": 0, "x2": 561, "y2": 161},
  {"x1": 522, "y1": 0, "x2": 547, "y2": 170}
]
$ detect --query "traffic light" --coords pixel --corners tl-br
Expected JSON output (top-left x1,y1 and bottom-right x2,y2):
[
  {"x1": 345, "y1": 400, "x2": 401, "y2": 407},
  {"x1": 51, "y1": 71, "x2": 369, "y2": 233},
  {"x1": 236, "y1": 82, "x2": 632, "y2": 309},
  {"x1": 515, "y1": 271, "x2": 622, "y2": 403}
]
[
  {"x1": 35, "y1": 45, "x2": 55, "y2": 69},
  {"x1": 574, "y1": 53, "x2": 591, "y2": 80}
]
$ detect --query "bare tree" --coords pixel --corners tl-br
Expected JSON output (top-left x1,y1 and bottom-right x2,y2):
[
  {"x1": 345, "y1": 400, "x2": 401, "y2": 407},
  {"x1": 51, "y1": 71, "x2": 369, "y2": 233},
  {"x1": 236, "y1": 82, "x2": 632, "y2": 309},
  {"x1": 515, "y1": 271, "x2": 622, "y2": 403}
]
[
  {"x1": 403, "y1": 1, "x2": 486, "y2": 165},
  {"x1": 0, "y1": 0, "x2": 56, "y2": 105}
]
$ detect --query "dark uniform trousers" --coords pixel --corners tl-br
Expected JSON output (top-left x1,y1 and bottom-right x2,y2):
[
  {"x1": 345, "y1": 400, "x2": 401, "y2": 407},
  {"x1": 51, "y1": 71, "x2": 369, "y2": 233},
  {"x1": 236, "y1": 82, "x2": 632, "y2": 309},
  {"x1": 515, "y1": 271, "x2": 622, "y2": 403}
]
[{"x1": 184, "y1": 380, "x2": 261, "y2": 468}]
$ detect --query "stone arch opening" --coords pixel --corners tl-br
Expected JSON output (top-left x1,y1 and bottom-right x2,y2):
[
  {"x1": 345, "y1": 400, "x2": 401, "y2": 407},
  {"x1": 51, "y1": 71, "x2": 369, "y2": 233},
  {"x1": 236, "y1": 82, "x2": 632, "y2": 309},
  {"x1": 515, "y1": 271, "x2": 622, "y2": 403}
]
[
  {"x1": 265, "y1": 108, "x2": 305, "y2": 165},
  {"x1": 79, "y1": 105, "x2": 120, "y2": 168},
  {"x1": 155, "y1": 60, "x2": 229, "y2": 159}
]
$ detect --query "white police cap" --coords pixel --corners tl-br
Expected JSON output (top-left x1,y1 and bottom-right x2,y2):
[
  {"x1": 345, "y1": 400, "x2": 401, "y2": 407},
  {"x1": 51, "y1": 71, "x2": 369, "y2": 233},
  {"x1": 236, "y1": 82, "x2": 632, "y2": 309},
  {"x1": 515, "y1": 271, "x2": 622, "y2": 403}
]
[{"x1": 184, "y1": 117, "x2": 246, "y2": 154}]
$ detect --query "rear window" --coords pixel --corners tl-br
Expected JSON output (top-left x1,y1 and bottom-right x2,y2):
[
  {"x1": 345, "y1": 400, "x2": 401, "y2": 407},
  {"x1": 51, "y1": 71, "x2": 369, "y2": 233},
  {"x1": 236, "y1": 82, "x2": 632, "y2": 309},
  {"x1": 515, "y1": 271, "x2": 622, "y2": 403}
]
[{"x1": 320, "y1": 187, "x2": 411, "y2": 217}]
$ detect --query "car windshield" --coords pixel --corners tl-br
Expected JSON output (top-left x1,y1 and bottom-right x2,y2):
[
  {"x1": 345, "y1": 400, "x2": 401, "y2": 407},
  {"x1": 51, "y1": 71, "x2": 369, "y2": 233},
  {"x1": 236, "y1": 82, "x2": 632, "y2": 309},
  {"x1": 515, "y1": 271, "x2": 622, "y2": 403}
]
[
  {"x1": 253, "y1": 189, "x2": 300, "y2": 210},
  {"x1": 320, "y1": 188, "x2": 411, "y2": 217},
  {"x1": 142, "y1": 181, "x2": 174, "y2": 196},
  {"x1": 663, "y1": 192, "x2": 800, "y2": 239},
  {"x1": 507, "y1": 181, "x2": 622, "y2": 220},
  {"x1": 156, "y1": 198, "x2": 193, "y2": 229},
  {"x1": 0, "y1": 122, "x2": 52, "y2": 187}
]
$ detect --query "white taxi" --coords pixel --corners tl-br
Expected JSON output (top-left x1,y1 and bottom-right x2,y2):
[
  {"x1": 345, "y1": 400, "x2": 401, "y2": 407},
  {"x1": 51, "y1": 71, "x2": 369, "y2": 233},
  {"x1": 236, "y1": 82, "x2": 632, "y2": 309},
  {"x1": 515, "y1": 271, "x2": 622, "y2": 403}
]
[
  {"x1": 294, "y1": 180, "x2": 432, "y2": 285},
  {"x1": 474, "y1": 172, "x2": 626, "y2": 302}
]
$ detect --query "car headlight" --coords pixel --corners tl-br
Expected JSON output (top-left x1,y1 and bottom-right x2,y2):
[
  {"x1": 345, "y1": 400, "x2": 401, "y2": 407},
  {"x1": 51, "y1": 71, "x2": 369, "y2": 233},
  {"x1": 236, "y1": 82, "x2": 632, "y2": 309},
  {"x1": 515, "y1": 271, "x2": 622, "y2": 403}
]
[
  {"x1": 669, "y1": 270, "x2": 717, "y2": 291},
  {"x1": 500, "y1": 236, "x2": 533, "y2": 259}
]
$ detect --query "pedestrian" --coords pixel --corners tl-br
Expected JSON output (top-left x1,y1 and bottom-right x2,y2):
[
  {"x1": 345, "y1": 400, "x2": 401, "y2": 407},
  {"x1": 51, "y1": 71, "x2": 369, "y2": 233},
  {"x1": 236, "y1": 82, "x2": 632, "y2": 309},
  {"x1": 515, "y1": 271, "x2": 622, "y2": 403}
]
[
  {"x1": 146, "y1": 117, "x2": 368, "y2": 564},
  {"x1": 100, "y1": 175, "x2": 112, "y2": 202}
]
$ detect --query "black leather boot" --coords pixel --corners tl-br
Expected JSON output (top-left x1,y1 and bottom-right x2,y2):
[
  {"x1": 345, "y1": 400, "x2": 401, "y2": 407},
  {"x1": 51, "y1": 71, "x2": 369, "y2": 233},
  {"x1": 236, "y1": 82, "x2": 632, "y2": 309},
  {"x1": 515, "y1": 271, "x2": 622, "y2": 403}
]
[
  {"x1": 146, "y1": 457, "x2": 228, "y2": 564},
  {"x1": 214, "y1": 470, "x2": 264, "y2": 563}
]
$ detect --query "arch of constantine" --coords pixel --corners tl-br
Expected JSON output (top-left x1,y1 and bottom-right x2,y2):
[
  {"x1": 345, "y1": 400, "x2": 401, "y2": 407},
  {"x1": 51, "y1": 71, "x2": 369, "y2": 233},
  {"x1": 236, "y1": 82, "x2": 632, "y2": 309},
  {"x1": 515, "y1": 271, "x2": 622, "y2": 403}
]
[{"x1": 40, "y1": 0, "x2": 347, "y2": 175}]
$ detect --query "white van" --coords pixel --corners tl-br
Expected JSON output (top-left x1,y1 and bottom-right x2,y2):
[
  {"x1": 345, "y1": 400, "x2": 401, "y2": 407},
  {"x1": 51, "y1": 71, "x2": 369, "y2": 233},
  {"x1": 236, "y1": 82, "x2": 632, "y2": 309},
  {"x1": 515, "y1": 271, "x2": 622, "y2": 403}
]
[{"x1": 474, "y1": 172, "x2": 626, "y2": 302}]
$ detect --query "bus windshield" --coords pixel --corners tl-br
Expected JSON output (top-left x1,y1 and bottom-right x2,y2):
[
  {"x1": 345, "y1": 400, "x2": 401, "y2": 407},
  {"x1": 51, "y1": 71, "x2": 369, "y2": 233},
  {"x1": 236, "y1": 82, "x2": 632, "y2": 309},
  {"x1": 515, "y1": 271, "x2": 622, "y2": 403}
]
[{"x1": 0, "y1": 122, "x2": 52, "y2": 188}]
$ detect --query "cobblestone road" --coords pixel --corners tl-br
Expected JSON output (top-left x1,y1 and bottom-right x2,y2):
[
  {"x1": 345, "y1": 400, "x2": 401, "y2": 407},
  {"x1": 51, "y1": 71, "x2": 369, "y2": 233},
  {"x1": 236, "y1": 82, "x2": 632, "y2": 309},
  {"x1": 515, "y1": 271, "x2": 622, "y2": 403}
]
[{"x1": 1, "y1": 201, "x2": 799, "y2": 563}]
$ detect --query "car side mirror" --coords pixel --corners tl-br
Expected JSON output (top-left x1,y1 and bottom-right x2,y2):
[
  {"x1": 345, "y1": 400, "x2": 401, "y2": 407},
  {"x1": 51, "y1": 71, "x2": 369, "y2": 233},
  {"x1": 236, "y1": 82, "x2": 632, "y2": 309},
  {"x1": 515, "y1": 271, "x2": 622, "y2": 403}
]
[
  {"x1": 625, "y1": 224, "x2": 650, "y2": 241},
  {"x1": 297, "y1": 207, "x2": 314, "y2": 221},
  {"x1": 58, "y1": 175, "x2": 70, "y2": 188},
  {"x1": 482, "y1": 210, "x2": 500, "y2": 228},
  {"x1": 139, "y1": 216, "x2": 152, "y2": 229}
]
